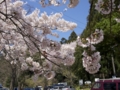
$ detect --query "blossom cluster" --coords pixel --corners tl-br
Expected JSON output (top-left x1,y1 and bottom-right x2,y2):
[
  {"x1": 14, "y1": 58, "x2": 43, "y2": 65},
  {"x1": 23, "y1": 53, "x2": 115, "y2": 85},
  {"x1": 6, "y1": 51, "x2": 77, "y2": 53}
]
[
  {"x1": 77, "y1": 29, "x2": 104, "y2": 74},
  {"x1": 41, "y1": 41, "x2": 77, "y2": 67},
  {"x1": 21, "y1": 57, "x2": 55, "y2": 80},
  {"x1": 115, "y1": 18, "x2": 120, "y2": 23},
  {"x1": 39, "y1": 0, "x2": 79, "y2": 8},
  {"x1": 95, "y1": 0, "x2": 115, "y2": 14},
  {"x1": 95, "y1": 0, "x2": 120, "y2": 23},
  {"x1": 0, "y1": 0, "x2": 77, "y2": 79}
]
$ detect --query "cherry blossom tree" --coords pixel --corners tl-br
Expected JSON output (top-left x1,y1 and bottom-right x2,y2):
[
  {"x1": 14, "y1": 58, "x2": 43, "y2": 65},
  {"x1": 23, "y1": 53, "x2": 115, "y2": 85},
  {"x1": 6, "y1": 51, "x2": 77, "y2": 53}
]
[
  {"x1": 0, "y1": 0, "x2": 78, "y2": 89},
  {"x1": 0, "y1": 0, "x2": 77, "y2": 83}
]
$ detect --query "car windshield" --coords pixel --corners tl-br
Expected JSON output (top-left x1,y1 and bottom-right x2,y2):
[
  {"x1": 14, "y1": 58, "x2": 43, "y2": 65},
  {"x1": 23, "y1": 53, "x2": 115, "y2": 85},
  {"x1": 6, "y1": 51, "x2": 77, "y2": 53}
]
[
  {"x1": 63, "y1": 86, "x2": 73, "y2": 88},
  {"x1": 53, "y1": 86, "x2": 64, "y2": 89},
  {"x1": 53, "y1": 87, "x2": 59, "y2": 89},
  {"x1": 59, "y1": 87, "x2": 63, "y2": 89},
  {"x1": 63, "y1": 86, "x2": 69, "y2": 88},
  {"x1": 47, "y1": 86, "x2": 53, "y2": 88},
  {"x1": 92, "y1": 82, "x2": 101, "y2": 89}
]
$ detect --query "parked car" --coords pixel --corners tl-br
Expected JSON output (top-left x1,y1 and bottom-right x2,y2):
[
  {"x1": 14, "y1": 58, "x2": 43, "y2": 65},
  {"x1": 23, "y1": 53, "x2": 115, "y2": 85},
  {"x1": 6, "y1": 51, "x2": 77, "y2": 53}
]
[
  {"x1": 38, "y1": 86, "x2": 43, "y2": 90},
  {"x1": 0, "y1": 88, "x2": 9, "y2": 90},
  {"x1": 53, "y1": 86, "x2": 63, "y2": 90},
  {"x1": 62, "y1": 86, "x2": 75, "y2": 90},
  {"x1": 46, "y1": 86, "x2": 54, "y2": 90},
  {"x1": 24, "y1": 87, "x2": 35, "y2": 90},
  {"x1": 2, "y1": 88, "x2": 9, "y2": 90},
  {"x1": 0, "y1": 84, "x2": 2, "y2": 88},
  {"x1": 52, "y1": 84, "x2": 65, "y2": 90},
  {"x1": 85, "y1": 81, "x2": 91, "y2": 85},
  {"x1": 91, "y1": 78, "x2": 120, "y2": 90}
]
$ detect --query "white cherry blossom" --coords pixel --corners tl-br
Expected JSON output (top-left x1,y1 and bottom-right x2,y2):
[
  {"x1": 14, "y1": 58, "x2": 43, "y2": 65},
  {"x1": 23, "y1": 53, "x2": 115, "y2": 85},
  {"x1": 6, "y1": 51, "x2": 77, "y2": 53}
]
[
  {"x1": 115, "y1": 18, "x2": 120, "y2": 23},
  {"x1": 68, "y1": 0, "x2": 79, "y2": 8},
  {"x1": 21, "y1": 63, "x2": 29, "y2": 70},
  {"x1": 95, "y1": 0, "x2": 115, "y2": 14},
  {"x1": 44, "y1": 71, "x2": 55, "y2": 80},
  {"x1": 26, "y1": 57, "x2": 33, "y2": 65},
  {"x1": 86, "y1": 63, "x2": 101, "y2": 74},
  {"x1": 43, "y1": 60, "x2": 53, "y2": 70},
  {"x1": 86, "y1": 29, "x2": 104, "y2": 44},
  {"x1": 77, "y1": 36, "x2": 90, "y2": 48},
  {"x1": 39, "y1": 0, "x2": 79, "y2": 8}
]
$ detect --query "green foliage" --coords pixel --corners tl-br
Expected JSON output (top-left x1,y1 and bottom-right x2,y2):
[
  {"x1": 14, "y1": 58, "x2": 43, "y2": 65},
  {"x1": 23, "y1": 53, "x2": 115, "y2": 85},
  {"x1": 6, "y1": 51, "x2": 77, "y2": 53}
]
[
  {"x1": 80, "y1": 0, "x2": 120, "y2": 80},
  {"x1": 60, "y1": 38, "x2": 67, "y2": 44},
  {"x1": 67, "y1": 31, "x2": 77, "y2": 43},
  {"x1": 54, "y1": 73, "x2": 66, "y2": 82},
  {"x1": 5, "y1": 77, "x2": 11, "y2": 88},
  {"x1": 71, "y1": 46, "x2": 84, "y2": 78}
]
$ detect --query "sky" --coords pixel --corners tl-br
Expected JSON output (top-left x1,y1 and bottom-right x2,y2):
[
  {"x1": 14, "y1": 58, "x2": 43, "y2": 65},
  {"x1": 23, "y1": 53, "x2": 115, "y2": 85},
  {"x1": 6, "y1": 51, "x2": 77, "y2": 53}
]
[{"x1": 24, "y1": 0, "x2": 90, "y2": 41}]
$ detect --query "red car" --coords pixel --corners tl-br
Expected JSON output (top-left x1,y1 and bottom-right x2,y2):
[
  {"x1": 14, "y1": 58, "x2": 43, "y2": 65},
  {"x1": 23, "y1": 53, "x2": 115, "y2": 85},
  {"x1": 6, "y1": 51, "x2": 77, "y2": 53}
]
[{"x1": 91, "y1": 78, "x2": 120, "y2": 90}]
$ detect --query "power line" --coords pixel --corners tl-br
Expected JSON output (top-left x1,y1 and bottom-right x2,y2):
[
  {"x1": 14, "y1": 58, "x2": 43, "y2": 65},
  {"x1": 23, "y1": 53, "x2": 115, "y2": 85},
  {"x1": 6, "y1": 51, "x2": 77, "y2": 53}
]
[
  {"x1": 47, "y1": 7, "x2": 86, "y2": 30},
  {"x1": 27, "y1": 1, "x2": 86, "y2": 30},
  {"x1": 48, "y1": 7, "x2": 86, "y2": 25}
]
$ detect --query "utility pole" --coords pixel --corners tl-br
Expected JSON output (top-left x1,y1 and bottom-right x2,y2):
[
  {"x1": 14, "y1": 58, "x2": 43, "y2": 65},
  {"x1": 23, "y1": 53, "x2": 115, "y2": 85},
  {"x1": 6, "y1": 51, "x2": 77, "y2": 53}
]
[
  {"x1": 111, "y1": 44, "x2": 117, "y2": 77},
  {"x1": 111, "y1": 55, "x2": 116, "y2": 77}
]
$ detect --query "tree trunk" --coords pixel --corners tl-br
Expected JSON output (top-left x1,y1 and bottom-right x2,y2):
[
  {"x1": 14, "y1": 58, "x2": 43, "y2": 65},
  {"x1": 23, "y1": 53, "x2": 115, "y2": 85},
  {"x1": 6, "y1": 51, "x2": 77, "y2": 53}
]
[
  {"x1": 10, "y1": 79, "x2": 13, "y2": 90},
  {"x1": 10, "y1": 67, "x2": 17, "y2": 90},
  {"x1": 102, "y1": 73, "x2": 105, "y2": 79}
]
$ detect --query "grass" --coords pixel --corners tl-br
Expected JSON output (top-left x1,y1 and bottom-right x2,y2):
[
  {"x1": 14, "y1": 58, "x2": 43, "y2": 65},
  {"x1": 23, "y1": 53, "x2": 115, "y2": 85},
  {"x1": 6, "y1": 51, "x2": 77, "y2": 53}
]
[
  {"x1": 82, "y1": 88, "x2": 90, "y2": 90},
  {"x1": 75, "y1": 86, "x2": 90, "y2": 90}
]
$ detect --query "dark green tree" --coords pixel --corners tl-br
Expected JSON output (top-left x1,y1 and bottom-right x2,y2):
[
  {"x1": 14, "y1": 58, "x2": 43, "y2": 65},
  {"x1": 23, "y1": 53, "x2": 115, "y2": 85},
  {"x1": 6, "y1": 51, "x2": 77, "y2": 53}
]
[
  {"x1": 67, "y1": 31, "x2": 77, "y2": 43},
  {"x1": 60, "y1": 38, "x2": 67, "y2": 44}
]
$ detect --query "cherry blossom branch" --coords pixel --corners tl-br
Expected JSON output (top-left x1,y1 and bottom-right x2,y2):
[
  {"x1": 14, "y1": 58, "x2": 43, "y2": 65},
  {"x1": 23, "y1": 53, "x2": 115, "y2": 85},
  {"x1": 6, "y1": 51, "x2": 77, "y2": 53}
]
[
  {"x1": 9, "y1": 16, "x2": 61, "y2": 68},
  {"x1": 0, "y1": 0, "x2": 5, "y2": 4}
]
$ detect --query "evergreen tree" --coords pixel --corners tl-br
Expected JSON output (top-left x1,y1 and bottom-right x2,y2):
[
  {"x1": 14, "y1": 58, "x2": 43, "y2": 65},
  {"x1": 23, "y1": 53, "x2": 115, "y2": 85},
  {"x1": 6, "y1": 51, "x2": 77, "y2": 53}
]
[
  {"x1": 60, "y1": 38, "x2": 67, "y2": 44},
  {"x1": 67, "y1": 31, "x2": 77, "y2": 43}
]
